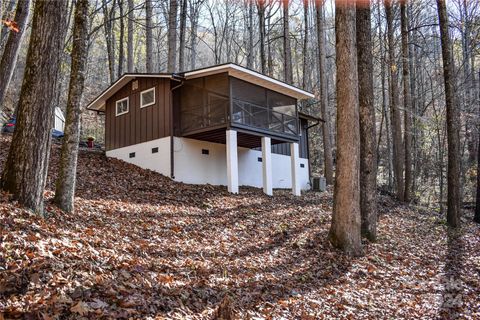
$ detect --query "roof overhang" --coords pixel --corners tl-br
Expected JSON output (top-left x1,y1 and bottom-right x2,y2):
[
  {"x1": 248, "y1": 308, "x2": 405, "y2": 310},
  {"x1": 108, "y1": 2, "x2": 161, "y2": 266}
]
[
  {"x1": 86, "y1": 74, "x2": 174, "y2": 112},
  {"x1": 184, "y1": 63, "x2": 315, "y2": 100}
]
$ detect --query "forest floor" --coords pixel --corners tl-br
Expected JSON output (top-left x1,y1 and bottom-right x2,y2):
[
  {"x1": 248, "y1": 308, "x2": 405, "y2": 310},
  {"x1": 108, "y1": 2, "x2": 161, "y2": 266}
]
[{"x1": 0, "y1": 135, "x2": 479, "y2": 319}]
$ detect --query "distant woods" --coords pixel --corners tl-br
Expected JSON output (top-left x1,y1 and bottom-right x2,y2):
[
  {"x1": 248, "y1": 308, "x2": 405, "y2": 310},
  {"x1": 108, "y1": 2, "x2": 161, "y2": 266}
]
[{"x1": 0, "y1": 0, "x2": 479, "y2": 254}]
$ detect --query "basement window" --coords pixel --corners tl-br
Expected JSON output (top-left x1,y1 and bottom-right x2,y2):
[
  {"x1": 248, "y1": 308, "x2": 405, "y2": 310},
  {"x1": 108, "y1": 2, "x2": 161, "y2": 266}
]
[
  {"x1": 300, "y1": 163, "x2": 305, "y2": 168},
  {"x1": 202, "y1": 149, "x2": 209, "y2": 155},
  {"x1": 129, "y1": 152, "x2": 135, "y2": 158},
  {"x1": 258, "y1": 157, "x2": 262, "y2": 162},
  {"x1": 116, "y1": 97, "x2": 129, "y2": 116},
  {"x1": 152, "y1": 147, "x2": 159, "y2": 153},
  {"x1": 140, "y1": 87, "x2": 155, "y2": 108}
]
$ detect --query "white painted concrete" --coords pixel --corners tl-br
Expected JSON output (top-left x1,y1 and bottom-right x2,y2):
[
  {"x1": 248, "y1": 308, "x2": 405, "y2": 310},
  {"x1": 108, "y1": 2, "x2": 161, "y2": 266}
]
[
  {"x1": 106, "y1": 136, "x2": 310, "y2": 192},
  {"x1": 290, "y1": 142, "x2": 301, "y2": 196},
  {"x1": 106, "y1": 137, "x2": 171, "y2": 177},
  {"x1": 261, "y1": 137, "x2": 272, "y2": 196},
  {"x1": 226, "y1": 130, "x2": 239, "y2": 193}
]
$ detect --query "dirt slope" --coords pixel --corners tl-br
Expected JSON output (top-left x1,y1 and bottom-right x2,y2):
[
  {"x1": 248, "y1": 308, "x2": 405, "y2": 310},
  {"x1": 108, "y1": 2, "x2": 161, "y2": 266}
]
[{"x1": 0, "y1": 136, "x2": 479, "y2": 319}]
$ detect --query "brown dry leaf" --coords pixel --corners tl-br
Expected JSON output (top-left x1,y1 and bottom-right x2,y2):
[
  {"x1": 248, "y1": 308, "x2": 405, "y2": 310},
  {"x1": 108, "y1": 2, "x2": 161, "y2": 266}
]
[{"x1": 70, "y1": 301, "x2": 90, "y2": 316}]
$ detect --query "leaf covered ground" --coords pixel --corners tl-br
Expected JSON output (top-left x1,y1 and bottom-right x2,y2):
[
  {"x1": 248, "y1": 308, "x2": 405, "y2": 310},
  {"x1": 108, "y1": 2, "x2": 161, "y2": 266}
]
[{"x1": 0, "y1": 136, "x2": 479, "y2": 319}]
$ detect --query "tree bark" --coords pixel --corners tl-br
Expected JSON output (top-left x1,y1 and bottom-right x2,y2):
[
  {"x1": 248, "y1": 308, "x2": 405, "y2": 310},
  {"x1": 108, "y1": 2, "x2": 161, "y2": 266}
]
[
  {"x1": 475, "y1": 133, "x2": 480, "y2": 223},
  {"x1": 178, "y1": 0, "x2": 187, "y2": 71},
  {"x1": 246, "y1": 0, "x2": 254, "y2": 69},
  {"x1": 356, "y1": 0, "x2": 377, "y2": 242},
  {"x1": 117, "y1": 0, "x2": 125, "y2": 77},
  {"x1": 127, "y1": 0, "x2": 134, "y2": 72},
  {"x1": 329, "y1": 0, "x2": 362, "y2": 256},
  {"x1": 401, "y1": 1, "x2": 412, "y2": 202},
  {"x1": 54, "y1": 0, "x2": 89, "y2": 213},
  {"x1": 302, "y1": 0, "x2": 308, "y2": 89},
  {"x1": 103, "y1": 0, "x2": 116, "y2": 83},
  {"x1": 0, "y1": 0, "x2": 68, "y2": 214},
  {"x1": 436, "y1": 0, "x2": 461, "y2": 228},
  {"x1": 257, "y1": 0, "x2": 266, "y2": 74},
  {"x1": 145, "y1": 0, "x2": 153, "y2": 72},
  {"x1": 385, "y1": 0, "x2": 405, "y2": 201},
  {"x1": 0, "y1": 0, "x2": 30, "y2": 114},
  {"x1": 167, "y1": 0, "x2": 178, "y2": 72},
  {"x1": 282, "y1": 0, "x2": 292, "y2": 84},
  {"x1": 315, "y1": 0, "x2": 334, "y2": 186}
]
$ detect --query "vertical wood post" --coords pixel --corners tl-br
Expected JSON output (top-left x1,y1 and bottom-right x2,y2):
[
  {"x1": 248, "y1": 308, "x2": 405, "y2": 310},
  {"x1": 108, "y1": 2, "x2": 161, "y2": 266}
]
[
  {"x1": 262, "y1": 136, "x2": 272, "y2": 196},
  {"x1": 226, "y1": 130, "x2": 239, "y2": 193},
  {"x1": 291, "y1": 142, "x2": 301, "y2": 196}
]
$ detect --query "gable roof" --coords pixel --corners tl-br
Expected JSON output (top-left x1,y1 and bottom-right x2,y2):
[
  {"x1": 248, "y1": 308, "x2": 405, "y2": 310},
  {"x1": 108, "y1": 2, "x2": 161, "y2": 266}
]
[{"x1": 86, "y1": 63, "x2": 315, "y2": 112}]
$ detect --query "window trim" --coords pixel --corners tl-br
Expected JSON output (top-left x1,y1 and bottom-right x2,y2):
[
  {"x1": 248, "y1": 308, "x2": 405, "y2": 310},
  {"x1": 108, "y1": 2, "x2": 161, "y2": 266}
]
[
  {"x1": 115, "y1": 97, "x2": 129, "y2": 116},
  {"x1": 140, "y1": 87, "x2": 156, "y2": 108}
]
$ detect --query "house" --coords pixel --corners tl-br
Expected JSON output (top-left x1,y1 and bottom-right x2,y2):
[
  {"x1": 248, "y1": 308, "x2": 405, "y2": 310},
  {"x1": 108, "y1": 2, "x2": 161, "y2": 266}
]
[
  {"x1": 86, "y1": 63, "x2": 319, "y2": 195},
  {"x1": 54, "y1": 107, "x2": 65, "y2": 132}
]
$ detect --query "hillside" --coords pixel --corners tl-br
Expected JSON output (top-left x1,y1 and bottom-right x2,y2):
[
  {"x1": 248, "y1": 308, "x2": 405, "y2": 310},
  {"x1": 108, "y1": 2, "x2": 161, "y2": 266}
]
[{"x1": 0, "y1": 136, "x2": 479, "y2": 319}]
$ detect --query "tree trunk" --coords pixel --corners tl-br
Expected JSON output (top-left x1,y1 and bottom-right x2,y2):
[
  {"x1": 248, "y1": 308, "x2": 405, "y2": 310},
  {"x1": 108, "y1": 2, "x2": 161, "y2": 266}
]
[
  {"x1": 315, "y1": 0, "x2": 334, "y2": 186},
  {"x1": 246, "y1": 0, "x2": 254, "y2": 69},
  {"x1": 401, "y1": 1, "x2": 412, "y2": 202},
  {"x1": 178, "y1": 0, "x2": 187, "y2": 71},
  {"x1": 0, "y1": 0, "x2": 16, "y2": 49},
  {"x1": 145, "y1": 0, "x2": 153, "y2": 72},
  {"x1": 475, "y1": 133, "x2": 480, "y2": 223},
  {"x1": 356, "y1": 0, "x2": 377, "y2": 242},
  {"x1": 302, "y1": 0, "x2": 308, "y2": 89},
  {"x1": 282, "y1": 0, "x2": 292, "y2": 84},
  {"x1": 117, "y1": 0, "x2": 125, "y2": 77},
  {"x1": 127, "y1": 0, "x2": 134, "y2": 72},
  {"x1": 329, "y1": 0, "x2": 362, "y2": 257},
  {"x1": 167, "y1": 0, "x2": 178, "y2": 72},
  {"x1": 385, "y1": 0, "x2": 405, "y2": 201},
  {"x1": 54, "y1": 0, "x2": 89, "y2": 213},
  {"x1": 437, "y1": 0, "x2": 461, "y2": 228},
  {"x1": 0, "y1": 0, "x2": 30, "y2": 114},
  {"x1": 0, "y1": 0, "x2": 68, "y2": 214},
  {"x1": 103, "y1": 0, "x2": 116, "y2": 83},
  {"x1": 257, "y1": 0, "x2": 266, "y2": 74}
]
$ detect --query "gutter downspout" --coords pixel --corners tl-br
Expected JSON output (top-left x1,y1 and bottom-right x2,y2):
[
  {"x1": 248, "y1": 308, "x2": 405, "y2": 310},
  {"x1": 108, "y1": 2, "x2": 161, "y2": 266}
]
[{"x1": 170, "y1": 74, "x2": 185, "y2": 179}]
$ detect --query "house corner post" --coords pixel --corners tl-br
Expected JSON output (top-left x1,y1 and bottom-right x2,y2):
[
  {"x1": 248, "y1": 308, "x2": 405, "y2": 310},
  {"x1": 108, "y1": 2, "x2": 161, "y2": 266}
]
[
  {"x1": 291, "y1": 142, "x2": 301, "y2": 196},
  {"x1": 261, "y1": 136, "x2": 272, "y2": 196},
  {"x1": 226, "y1": 130, "x2": 239, "y2": 193}
]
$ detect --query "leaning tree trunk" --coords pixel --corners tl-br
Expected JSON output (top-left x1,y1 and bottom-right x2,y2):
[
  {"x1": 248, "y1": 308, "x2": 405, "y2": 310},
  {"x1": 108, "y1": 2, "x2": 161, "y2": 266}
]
[
  {"x1": 178, "y1": 0, "x2": 187, "y2": 71},
  {"x1": 167, "y1": 0, "x2": 178, "y2": 72},
  {"x1": 356, "y1": 0, "x2": 377, "y2": 242},
  {"x1": 329, "y1": 0, "x2": 362, "y2": 257},
  {"x1": 145, "y1": 0, "x2": 153, "y2": 72},
  {"x1": 0, "y1": 0, "x2": 30, "y2": 114},
  {"x1": 0, "y1": 0, "x2": 68, "y2": 214},
  {"x1": 282, "y1": 0, "x2": 293, "y2": 84},
  {"x1": 401, "y1": 1, "x2": 412, "y2": 202},
  {"x1": 437, "y1": 0, "x2": 461, "y2": 228},
  {"x1": 54, "y1": 0, "x2": 89, "y2": 213},
  {"x1": 315, "y1": 0, "x2": 334, "y2": 185},
  {"x1": 385, "y1": 0, "x2": 405, "y2": 201},
  {"x1": 127, "y1": 0, "x2": 134, "y2": 72}
]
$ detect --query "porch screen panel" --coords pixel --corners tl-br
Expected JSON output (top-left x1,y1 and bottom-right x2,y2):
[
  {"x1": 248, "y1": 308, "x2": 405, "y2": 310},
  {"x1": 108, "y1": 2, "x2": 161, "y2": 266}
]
[
  {"x1": 231, "y1": 77, "x2": 298, "y2": 136},
  {"x1": 179, "y1": 73, "x2": 229, "y2": 134}
]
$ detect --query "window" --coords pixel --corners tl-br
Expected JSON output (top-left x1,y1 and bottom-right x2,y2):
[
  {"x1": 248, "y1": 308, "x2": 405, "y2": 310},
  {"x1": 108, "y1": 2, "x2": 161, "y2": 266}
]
[
  {"x1": 116, "y1": 97, "x2": 129, "y2": 116},
  {"x1": 152, "y1": 147, "x2": 159, "y2": 153},
  {"x1": 129, "y1": 152, "x2": 135, "y2": 158},
  {"x1": 140, "y1": 87, "x2": 155, "y2": 108}
]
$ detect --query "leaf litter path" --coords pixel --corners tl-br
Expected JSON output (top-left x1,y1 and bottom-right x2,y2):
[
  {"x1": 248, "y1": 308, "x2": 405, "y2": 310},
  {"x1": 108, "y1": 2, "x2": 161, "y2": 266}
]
[{"x1": 0, "y1": 136, "x2": 478, "y2": 319}]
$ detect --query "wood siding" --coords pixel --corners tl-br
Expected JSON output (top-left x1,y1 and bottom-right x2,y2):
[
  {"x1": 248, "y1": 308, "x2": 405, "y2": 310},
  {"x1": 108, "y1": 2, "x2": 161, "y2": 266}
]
[{"x1": 105, "y1": 77, "x2": 171, "y2": 151}]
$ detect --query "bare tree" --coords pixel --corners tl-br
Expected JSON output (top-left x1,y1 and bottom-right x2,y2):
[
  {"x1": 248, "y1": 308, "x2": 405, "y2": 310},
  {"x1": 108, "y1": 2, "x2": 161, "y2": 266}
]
[
  {"x1": 145, "y1": 0, "x2": 153, "y2": 72},
  {"x1": 257, "y1": 0, "x2": 266, "y2": 74},
  {"x1": 385, "y1": 0, "x2": 405, "y2": 201},
  {"x1": 401, "y1": 1, "x2": 412, "y2": 202},
  {"x1": 117, "y1": 0, "x2": 125, "y2": 77},
  {"x1": 167, "y1": 0, "x2": 178, "y2": 72},
  {"x1": 54, "y1": 0, "x2": 89, "y2": 213},
  {"x1": 0, "y1": 0, "x2": 30, "y2": 113},
  {"x1": 103, "y1": 0, "x2": 116, "y2": 83},
  {"x1": 436, "y1": 0, "x2": 461, "y2": 228},
  {"x1": 356, "y1": 0, "x2": 377, "y2": 241},
  {"x1": 178, "y1": 0, "x2": 187, "y2": 71},
  {"x1": 329, "y1": 0, "x2": 362, "y2": 256},
  {"x1": 0, "y1": 0, "x2": 68, "y2": 214},
  {"x1": 282, "y1": 0, "x2": 292, "y2": 84},
  {"x1": 315, "y1": 0, "x2": 334, "y2": 185},
  {"x1": 127, "y1": 0, "x2": 134, "y2": 72}
]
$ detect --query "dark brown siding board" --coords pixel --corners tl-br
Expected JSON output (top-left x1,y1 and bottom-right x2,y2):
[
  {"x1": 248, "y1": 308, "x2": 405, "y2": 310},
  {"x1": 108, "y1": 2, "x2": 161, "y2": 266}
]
[{"x1": 104, "y1": 76, "x2": 172, "y2": 150}]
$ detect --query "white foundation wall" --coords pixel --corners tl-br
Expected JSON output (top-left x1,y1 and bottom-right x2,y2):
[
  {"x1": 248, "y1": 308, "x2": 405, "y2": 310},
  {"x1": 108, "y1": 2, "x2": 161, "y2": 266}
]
[
  {"x1": 174, "y1": 137, "x2": 310, "y2": 190},
  {"x1": 105, "y1": 136, "x2": 311, "y2": 190},
  {"x1": 105, "y1": 137, "x2": 171, "y2": 177}
]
